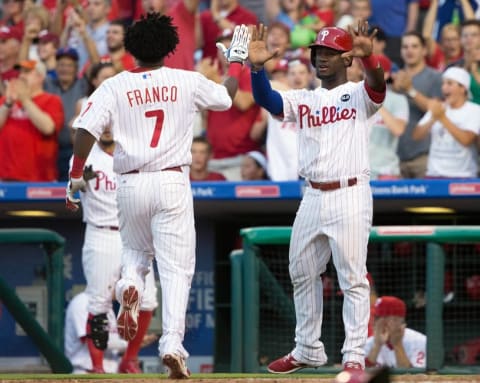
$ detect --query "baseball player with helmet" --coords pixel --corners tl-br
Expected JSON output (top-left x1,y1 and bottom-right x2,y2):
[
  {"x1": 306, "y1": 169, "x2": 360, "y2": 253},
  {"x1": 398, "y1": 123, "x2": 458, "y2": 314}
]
[
  {"x1": 69, "y1": 125, "x2": 159, "y2": 374},
  {"x1": 67, "y1": 13, "x2": 248, "y2": 379},
  {"x1": 248, "y1": 21, "x2": 386, "y2": 373}
]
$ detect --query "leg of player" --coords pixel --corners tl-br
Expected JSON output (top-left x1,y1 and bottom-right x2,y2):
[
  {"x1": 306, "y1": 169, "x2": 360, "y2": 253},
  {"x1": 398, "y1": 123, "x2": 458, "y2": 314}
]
[
  {"x1": 82, "y1": 226, "x2": 122, "y2": 373},
  {"x1": 153, "y1": 172, "x2": 195, "y2": 379},
  {"x1": 330, "y1": 184, "x2": 372, "y2": 368},
  {"x1": 119, "y1": 264, "x2": 158, "y2": 373},
  {"x1": 115, "y1": 253, "x2": 150, "y2": 341},
  {"x1": 268, "y1": 189, "x2": 329, "y2": 373}
]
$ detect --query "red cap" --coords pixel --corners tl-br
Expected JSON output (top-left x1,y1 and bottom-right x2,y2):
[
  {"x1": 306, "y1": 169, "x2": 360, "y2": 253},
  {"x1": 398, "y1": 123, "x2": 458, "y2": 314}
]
[
  {"x1": 374, "y1": 296, "x2": 406, "y2": 318},
  {"x1": 38, "y1": 30, "x2": 59, "y2": 46},
  {"x1": 373, "y1": 54, "x2": 392, "y2": 73},
  {"x1": 272, "y1": 58, "x2": 288, "y2": 73},
  {"x1": 0, "y1": 25, "x2": 22, "y2": 42}
]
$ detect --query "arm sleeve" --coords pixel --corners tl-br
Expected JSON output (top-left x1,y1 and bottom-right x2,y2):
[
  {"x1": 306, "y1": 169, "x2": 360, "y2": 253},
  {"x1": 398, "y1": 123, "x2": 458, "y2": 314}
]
[{"x1": 251, "y1": 68, "x2": 284, "y2": 116}]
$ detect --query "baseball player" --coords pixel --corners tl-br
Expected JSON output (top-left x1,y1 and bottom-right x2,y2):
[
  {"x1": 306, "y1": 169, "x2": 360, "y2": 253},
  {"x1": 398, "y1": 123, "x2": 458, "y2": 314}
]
[
  {"x1": 248, "y1": 21, "x2": 386, "y2": 373},
  {"x1": 66, "y1": 13, "x2": 248, "y2": 379},
  {"x1": 365, "y1": 296, "x2": 426, "y2": 368},
  {"x1": 64, "y1": 290, "x2": 128, "y2": 374},
  {"x1": 70, "y1": 125, "x2": 159, "y2": 374}
]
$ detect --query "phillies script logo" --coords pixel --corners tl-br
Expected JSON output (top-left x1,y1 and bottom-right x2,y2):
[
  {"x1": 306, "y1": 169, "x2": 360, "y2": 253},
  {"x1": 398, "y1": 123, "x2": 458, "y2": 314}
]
[
  {"x1": 298, "y1": 104, "x2": 356, "y2": 129},
  {"x1": 94, "y1": 171, "x2": 116, "y2": 191}
]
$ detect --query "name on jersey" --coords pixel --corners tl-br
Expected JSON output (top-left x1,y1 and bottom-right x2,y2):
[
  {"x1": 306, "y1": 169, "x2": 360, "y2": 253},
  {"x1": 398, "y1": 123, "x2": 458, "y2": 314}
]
[
  {"x1": 93, "y1": 171, "x2": 116, "y2": 191},
  {"x1": 298, "y1": 104, "x2": 356, "y2": 129},
  {"x1": 126, "y1": 86, "x2": 178, "y2": 107}
]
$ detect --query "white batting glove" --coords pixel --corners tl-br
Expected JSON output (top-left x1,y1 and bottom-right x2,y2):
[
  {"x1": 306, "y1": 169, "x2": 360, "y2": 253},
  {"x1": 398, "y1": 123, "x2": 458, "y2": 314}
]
[
  {"x1": 65, "y1": 176, "x2": 86, "y2": 212},
  {"x1": 216, "y1": 24, "x2": 250, "y2": 64}
]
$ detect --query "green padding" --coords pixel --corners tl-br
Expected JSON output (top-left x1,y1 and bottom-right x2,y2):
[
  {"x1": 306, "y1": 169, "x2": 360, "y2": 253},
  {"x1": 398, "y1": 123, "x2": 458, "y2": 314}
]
[
  {"x1": 0, "y1": 228, "x2": 65, "y2": 245},
  {"x1": 0, "y1": 277, "x2": 72, "y2": 373},
  {"x1": 0, "y1": 228, "x2": 71, "y2": 373},
  {"x1": 241, "y1": 226, "x2": 480, "y2": 244}
]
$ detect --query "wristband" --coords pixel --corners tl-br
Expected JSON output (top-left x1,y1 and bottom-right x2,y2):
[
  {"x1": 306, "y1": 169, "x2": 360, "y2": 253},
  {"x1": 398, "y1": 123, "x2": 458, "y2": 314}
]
[
  {"x1": 361, "y1": 55, "x2": 379, "y2": 70},
  {"x1": 227, "y1": 62, "x2": 243, "y2": 78},
  {"x1": 70, "y1": 156, "x2": 87, "y2": 179}
]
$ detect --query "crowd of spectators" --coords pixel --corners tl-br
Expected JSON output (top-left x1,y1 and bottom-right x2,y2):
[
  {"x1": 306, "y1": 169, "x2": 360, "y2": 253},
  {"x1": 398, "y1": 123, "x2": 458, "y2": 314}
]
[{"x1": 1, "y1": 0, "x2": 480, "y2": 182}]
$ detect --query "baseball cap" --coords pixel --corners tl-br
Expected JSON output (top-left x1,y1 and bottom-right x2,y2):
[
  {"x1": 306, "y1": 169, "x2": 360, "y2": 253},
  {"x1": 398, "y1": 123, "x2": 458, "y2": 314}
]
[
  {"x1": 374, "y1": 296, "x2": 406, "y2": 318},
  {"x1": 14, "y1": 60, "x2": 47, "y2": 77},
  {"x1": 246, "y1": 151, "x2": 268, "y2": 174},
  {"x1": 372, "y1": 54, "x2": 392, "y2": 73},
  {"x1": 0, "y1": 25, "x2": 22, "y2": 42},
  {"x1": 56, "y1": 47, "x2": 79, "y2": 61},
  {"x1": 442, "y1": 66, "x2": 472, "y2": 99},
  {"x1": 38, "y1": 30, "x2": 59, "y2": 46},
  {"x1": 272, "y1": 58, "x2": 288, "y2": 73}
]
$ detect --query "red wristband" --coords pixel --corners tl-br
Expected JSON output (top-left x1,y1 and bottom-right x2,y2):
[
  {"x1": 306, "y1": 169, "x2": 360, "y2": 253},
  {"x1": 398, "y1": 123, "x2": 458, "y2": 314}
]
[
  {"x1": 70, "y1": 156, "x2": 86, "y2": 179},
  {"x1": 227, "y1": 62, "x2": 243, "y2": 79},
  {"x1": 361, "y1": 55, "x2": 379, "y2": 70}
]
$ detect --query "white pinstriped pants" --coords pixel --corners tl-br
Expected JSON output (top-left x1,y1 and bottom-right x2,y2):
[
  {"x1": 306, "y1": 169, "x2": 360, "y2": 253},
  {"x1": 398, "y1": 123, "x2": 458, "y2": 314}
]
[
  {"x1": 289, "y1": 181, "x2": 372, "y2": 366},
  {"x1": 82, "y1": 225, "x2": 158, "y2": 315},
  {"x1": 115, "y1": 169, "x2": 195, "y2": 360}
]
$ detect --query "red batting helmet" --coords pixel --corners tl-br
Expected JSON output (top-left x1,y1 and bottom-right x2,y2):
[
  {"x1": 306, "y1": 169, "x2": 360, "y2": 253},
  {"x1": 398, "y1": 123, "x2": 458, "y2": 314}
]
[{"x1": 309, "y1": 27, "x2": 353, "y2": 52}]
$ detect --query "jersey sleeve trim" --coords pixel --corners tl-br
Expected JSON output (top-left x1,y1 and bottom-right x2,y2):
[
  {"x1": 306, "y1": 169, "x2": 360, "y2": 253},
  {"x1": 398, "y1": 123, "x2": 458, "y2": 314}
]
[{"x1": 364, "y1": 81, "x2": 386, "y2": 104}]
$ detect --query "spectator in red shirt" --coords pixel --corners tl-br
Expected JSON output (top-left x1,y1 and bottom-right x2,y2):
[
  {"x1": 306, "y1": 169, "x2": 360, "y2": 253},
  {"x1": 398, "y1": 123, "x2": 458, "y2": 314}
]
[
  {"x1": 190, "y1": 136, "x2": 226, "y2": 181},
  {"x1": 134, "y1": 0, "x2": 201, "y2": 71},
  {"x1": 0, "y1": 60, "x2": 64, "y2": 181},
  {"x1": 196, "y1": 28, "x2": 261, "y2": 180},
  {"x1": 200, "y1": 0, "x2": 257, "y2": 61},
  {"x1": 0, "y1": 25, "x2": 22, "y2": 95},
  {"x1": 1, "y1": 0, "x2": 26, "y2": 29}
]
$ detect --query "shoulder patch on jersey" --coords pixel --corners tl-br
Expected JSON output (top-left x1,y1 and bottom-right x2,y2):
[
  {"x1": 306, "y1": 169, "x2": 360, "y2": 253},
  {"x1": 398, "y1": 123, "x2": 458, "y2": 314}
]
[{"x1": 341, "y1": 94, "x2": 350, "y2": 102}]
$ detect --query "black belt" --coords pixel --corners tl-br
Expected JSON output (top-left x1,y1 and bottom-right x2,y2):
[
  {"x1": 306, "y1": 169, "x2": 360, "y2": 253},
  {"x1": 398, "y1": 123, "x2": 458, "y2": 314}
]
[
  {"x1": 95, "y1": 226, "x2": 119, "y2": 231},
  {"x1": 121, "y1": 166, "x2": 183, "y2": 175}
]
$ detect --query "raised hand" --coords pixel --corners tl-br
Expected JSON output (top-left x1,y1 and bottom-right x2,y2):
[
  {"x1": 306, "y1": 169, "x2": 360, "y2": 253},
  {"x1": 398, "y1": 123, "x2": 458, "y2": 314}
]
[
  {"x1": 216, "y1": 24, "x2": 250, "y2": 64},
  {"x1": 342, "y1": 20, "x2": 376, "y2": 60},
  {"x1": 248, "y1": 24, "x2": 279, "y2": 69}
]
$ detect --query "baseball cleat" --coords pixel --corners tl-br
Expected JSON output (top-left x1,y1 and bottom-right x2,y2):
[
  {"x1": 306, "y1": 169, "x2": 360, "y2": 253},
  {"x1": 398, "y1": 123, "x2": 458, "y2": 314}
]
[
  {"x1": 267, "y1": 353, "x2": 315, "y2": 374},
  {"x1": 162, "y1": 353, "x2": 190, "y2": 379},
  {"x1": 118, "y1": 358, "x2": 142, "y2": 373},
  {"x1": 343, "y1": 361, "x2": 364, "y2": 372},
  {"x1": 117, "y1": 286, "x2": 139, "y2": 341}
]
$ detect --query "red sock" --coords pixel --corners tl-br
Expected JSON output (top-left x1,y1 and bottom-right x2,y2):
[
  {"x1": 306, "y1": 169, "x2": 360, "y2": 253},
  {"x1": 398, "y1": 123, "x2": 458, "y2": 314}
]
[
  {"x1": 122, "y1": 310, "x2": 153, "y2": 361},
  {"x1": 86, "y1": 313, "x2": 104, "y2": 370}
]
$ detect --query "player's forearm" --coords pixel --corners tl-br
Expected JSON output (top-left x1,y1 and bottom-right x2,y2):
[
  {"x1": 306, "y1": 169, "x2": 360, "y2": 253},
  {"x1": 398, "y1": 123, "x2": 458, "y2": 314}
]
[
  {"x1": 362, "y1": 56, "x2": 386, "y2": 94},
  {"x1": 73, "y1": 128, "x2": 96, "y2": 159},
  {"x1": 251, "y1": 68, "x2": 283, "y2": 115}
]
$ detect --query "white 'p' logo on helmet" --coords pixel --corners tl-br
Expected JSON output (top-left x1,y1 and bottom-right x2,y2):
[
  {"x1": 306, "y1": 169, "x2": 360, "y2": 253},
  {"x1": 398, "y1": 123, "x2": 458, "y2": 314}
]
[{"x1": 321, "y1": 30, "x2": 329, "y2": 41}]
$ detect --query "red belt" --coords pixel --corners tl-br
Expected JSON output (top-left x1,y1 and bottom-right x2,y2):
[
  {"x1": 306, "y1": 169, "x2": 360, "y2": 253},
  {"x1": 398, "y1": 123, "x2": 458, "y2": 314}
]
[
  {"x1": 95, "y1": 226, "x2": 119, "y2": 231},
  {"x1": 121, "y1": 166, "x2": 182, "y2": 175},
  {"x1": 310, "y1": 177, "x2": 357, "y2": 191}
]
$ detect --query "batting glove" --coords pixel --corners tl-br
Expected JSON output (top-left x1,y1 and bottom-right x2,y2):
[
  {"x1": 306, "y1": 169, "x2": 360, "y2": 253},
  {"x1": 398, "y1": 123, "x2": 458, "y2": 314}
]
[
  {"x1": 83, "y1": 165, "x2": 98, "y2": 182},
  {"x1": 216, "y1": 24, "x2": 250, "y2": 64},
  {"x1": 65, "y1": 176, "x2": 86, "y2": 212}
]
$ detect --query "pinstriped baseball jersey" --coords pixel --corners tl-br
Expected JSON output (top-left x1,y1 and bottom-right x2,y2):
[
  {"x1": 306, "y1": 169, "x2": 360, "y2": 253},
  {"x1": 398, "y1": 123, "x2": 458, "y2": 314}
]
[
  {"x1": 72, "y1": 67, "x2": 232, "y2": 174},
  {"x1": 76, "y1": 144, "x2": 118, "y2": 227},
  {"x1": 279, "y1": 81, "x2": 382, "y2": 181}
]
